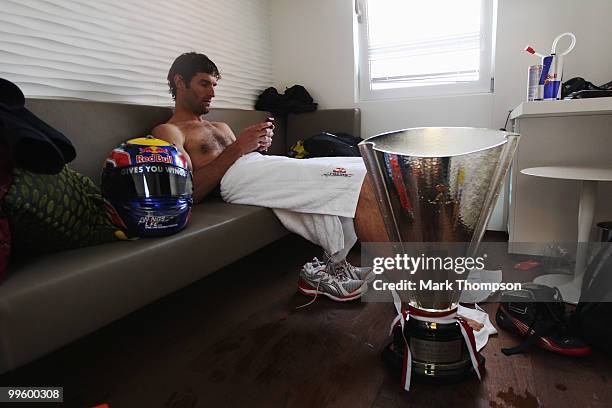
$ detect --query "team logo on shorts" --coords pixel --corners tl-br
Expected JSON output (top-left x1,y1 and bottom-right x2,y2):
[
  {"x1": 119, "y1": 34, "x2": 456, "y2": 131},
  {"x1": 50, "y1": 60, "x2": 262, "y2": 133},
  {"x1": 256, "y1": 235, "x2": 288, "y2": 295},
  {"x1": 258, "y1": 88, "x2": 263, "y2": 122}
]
[{"x1": 323, "y1": 167, "x2": 353, "y2": 177}]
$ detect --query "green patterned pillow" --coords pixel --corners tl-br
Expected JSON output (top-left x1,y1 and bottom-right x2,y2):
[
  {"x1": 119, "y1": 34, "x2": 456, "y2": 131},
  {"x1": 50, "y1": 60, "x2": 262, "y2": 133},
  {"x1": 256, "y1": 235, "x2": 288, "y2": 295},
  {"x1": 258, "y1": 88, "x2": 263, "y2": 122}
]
[{"x1": 2, "y1": 166, "x2": 123, "y2": 255}]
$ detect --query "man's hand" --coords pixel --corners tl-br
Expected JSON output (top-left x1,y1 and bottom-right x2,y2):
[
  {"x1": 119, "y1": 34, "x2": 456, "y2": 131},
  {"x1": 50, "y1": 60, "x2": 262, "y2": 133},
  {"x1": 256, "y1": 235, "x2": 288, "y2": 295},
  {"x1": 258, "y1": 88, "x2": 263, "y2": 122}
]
[
  {"x1": 234, "y1": 121, "x2": 274, "y2": 154},
  {"x1": 258, "y1": 118, "x2": 275, "y2": 152},
  {"x1": 257, "y1": 126, "x2": 274, "y2": 152}
]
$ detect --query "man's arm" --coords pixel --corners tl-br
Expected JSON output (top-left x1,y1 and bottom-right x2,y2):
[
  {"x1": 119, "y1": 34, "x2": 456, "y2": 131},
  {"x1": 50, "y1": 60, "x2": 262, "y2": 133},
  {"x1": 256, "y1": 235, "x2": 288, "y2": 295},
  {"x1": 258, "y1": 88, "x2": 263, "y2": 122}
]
[
  {"x1": 191, "y1": 122, "x2": 271, "y2": 200},
  {"x1": 152, "y1": 122, "x2": 271, "y2": 203}
]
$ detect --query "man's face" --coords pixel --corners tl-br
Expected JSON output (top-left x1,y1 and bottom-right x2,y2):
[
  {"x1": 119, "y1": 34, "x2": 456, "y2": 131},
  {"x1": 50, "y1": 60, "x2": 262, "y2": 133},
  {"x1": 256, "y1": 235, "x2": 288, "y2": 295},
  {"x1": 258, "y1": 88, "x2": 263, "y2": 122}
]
[{"x1": 180, "y1": 72, "x2": 218, "y2": 115}]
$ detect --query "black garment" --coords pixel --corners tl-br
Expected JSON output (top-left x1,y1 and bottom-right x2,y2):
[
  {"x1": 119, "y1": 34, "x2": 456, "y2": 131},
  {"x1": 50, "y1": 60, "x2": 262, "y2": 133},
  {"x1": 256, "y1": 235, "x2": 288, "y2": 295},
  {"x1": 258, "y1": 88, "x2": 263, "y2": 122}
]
[
  {"x1": 255, "y1": 85, "x2": 317, "y2": 117},
  {"x1": 0, "y1": 78, "x2": 76, "y2": 174},
  {"x1": 302, "y1": 132, "x2": 362, "y2": 158}
]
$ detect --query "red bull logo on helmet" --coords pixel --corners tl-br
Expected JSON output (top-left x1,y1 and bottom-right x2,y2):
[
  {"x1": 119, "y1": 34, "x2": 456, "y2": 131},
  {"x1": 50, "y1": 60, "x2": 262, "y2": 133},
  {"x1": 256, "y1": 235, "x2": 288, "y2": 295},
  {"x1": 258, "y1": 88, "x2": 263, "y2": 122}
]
[
  {"x1": 136, "y1": 145, "x2": 175, "y2": 164},
  {"x1": 139, "y1": 146, "x2": 167, "y2": 154},
  {"x1": 135, "y1": 153, "x2": 173, "y2": 164}
]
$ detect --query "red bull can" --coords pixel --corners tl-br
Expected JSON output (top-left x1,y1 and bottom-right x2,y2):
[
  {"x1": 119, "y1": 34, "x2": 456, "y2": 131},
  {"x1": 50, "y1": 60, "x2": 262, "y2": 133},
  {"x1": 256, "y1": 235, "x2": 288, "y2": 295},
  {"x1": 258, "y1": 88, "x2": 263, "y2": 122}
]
[
  {"x1": 527, "y1": 64, "x2": 543, "y2": 101},
  {"x1": 540, "y1": 54, "x2": 564, "y2": 100}
]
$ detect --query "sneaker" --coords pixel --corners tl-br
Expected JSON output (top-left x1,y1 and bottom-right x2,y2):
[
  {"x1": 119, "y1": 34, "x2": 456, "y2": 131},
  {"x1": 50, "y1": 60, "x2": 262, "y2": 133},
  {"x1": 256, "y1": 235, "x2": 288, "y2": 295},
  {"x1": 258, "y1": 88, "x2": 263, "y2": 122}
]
[
  {"x1": 335, "y1": 260, "x2": 375, "y2": 283},
  {"x1": 312, "y1": 255, "x2": 375, "y2": 283},
  {"x1": 298, "y1": 259, "x2": 367, "y2": 302}
]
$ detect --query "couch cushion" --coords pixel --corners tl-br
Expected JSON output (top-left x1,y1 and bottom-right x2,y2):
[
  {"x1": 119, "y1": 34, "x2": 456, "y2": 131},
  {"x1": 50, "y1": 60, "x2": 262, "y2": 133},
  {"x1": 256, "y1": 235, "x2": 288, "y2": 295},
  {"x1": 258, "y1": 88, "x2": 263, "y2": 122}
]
[
  {"x1": 24, "y1": 99, "x2": 286, "y2": 183},
  {"x1": 25, "y1": 99, "x2": 173, "y2": 183},
  {"x1": 0, "y1": 200, "x2": 287, "y2": 372}
]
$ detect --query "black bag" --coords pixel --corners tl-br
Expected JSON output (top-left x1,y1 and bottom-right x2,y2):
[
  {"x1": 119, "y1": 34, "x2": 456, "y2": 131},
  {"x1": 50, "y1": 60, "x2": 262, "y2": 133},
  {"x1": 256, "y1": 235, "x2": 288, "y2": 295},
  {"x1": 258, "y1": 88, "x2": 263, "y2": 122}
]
[
  {"x1": 255, "y1": 85, "x2": 317, "y2": 116},
  {"x1": 496, "y1": 283, "x2": 590, "y2": 357},
  {"x1": 284, "y1": 85, "x2": 317, "y2": 114},
  {"x1": 302, "y1": 132, "x2": 361, "y2": 158},
  {"x1": 255, "y1": 87, "x2": 289, "y2": 116},
  {"x1": 562, "y1": 77, "x2": 612, "y2": 99},
  {"x1": 571, "y1": 243, "x2": 612, "y2": 356}
]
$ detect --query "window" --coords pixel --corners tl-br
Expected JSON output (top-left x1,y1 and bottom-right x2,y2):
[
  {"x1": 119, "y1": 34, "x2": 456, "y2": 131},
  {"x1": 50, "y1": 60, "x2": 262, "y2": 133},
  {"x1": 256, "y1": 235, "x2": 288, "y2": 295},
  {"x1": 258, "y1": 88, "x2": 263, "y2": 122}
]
[{"x1": 356, "y1": 0, "x2": 495, "y2": 100}]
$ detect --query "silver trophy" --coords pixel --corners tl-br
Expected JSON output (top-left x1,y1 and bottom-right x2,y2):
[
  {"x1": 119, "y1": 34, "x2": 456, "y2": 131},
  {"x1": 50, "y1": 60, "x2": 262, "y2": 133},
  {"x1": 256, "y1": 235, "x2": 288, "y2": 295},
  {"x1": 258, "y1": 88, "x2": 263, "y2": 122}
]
[{"x1": 359, "y1": 127, "x2": 519, "y2": 384}]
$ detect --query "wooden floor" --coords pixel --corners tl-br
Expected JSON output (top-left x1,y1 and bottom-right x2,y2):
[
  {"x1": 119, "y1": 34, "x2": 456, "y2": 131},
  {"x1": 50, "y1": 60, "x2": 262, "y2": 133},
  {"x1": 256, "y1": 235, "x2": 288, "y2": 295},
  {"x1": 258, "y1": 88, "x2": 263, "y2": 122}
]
[{"x1": 1, "y1": 235, "x2": 611, "y2": 408}]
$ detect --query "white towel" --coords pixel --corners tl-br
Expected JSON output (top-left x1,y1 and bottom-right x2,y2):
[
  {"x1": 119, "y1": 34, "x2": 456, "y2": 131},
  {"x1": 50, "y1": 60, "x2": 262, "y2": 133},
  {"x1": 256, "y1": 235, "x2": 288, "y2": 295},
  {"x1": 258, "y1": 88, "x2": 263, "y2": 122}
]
[
  {"x1": 220, "y1": 153, "x2": 367, "y2": 217},
  {"x1": 220, "y1": 153, "x2": 367, "y2": 255},
  {"x1": 457, "y1": 304, "x2": 498, "y2": 351},
  {"x1": 273, "y1": 210, "x2": 358, "y2": 256}
]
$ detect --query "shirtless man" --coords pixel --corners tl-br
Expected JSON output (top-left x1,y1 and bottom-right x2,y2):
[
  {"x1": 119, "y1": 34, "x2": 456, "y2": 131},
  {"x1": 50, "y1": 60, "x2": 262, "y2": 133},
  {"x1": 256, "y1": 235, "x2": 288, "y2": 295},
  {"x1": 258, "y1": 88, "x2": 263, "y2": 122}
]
[
  {"x1": 152, "y1": 53, "x2": 272, "y2": 203},
  {"x1": 153, "y1": 52, "x2": 387, "y2": 302}
]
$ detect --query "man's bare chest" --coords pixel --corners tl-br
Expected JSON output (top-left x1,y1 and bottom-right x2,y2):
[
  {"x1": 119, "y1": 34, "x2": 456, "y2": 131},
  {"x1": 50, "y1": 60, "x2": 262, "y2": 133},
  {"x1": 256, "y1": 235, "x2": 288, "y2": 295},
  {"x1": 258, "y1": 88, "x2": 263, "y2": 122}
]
[{"x1": 181, "y1": 123, "x2": 231, "y2": 156}]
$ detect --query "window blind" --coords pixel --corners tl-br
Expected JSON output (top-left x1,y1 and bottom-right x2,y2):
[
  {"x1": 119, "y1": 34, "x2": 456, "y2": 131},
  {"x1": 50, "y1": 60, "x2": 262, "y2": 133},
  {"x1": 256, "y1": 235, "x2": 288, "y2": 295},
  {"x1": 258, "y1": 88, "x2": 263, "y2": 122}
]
[
  {"x1": 0, "y1": 0, "x2": 273, "y2": 109},
  {"x1": 364, "y1": 0, "x2": 484, "y2": 91}
]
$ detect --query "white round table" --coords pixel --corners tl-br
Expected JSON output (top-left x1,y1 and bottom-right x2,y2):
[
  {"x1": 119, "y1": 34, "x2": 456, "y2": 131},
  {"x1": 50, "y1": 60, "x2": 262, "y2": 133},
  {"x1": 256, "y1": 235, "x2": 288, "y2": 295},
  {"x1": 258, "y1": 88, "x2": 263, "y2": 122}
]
[{"x1": 521, "y1": 166, "x2": 612, "y2": 303}]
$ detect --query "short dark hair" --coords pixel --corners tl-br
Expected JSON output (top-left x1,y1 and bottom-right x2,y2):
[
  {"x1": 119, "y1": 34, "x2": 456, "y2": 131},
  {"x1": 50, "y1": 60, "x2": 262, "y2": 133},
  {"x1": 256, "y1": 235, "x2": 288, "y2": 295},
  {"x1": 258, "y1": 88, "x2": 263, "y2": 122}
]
[{"x1": 167, "y1": 52, "x2": 221, "y2": 100}]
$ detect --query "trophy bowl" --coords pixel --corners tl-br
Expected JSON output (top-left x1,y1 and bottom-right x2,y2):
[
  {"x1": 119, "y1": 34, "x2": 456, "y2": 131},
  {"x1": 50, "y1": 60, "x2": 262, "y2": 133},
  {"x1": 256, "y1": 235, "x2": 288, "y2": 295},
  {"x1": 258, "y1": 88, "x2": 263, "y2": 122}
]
[{"x1": 359, "y1": 127, "x2": 519, "y2": 387}]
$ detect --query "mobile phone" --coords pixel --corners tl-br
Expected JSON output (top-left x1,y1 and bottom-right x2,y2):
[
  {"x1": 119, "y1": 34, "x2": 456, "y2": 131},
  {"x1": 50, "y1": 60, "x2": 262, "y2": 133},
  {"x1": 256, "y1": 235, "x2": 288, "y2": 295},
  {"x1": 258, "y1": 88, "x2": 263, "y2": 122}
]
[{"x1": 259, "y1": 117, "x2": 275, "y2": 154}]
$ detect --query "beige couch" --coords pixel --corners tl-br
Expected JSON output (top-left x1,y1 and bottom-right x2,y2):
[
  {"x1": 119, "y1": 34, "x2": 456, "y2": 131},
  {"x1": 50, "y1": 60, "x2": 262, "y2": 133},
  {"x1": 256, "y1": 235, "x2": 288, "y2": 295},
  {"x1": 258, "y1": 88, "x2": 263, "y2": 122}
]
[{"x1": 0, "y1": 99, "x2": 361, "y2": 373}]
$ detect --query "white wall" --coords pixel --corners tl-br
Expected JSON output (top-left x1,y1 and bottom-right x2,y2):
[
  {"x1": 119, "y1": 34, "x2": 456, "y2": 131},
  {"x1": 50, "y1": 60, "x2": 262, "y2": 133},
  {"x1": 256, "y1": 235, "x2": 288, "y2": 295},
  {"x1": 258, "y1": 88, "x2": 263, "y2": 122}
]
[
  {"x1": 270, "y1": 0, "x2": 494, "y2": 137},
  {"x1": 269, "y1": 0, "x2": 356, "y2": 109},
  {"x1": 270, "y1": 0, "x2": 612, "y2": 230},
  {"x1": 491, "y1": 0, "x2": 612, "y2": 131},
  {"x1": 0, "y1": 0, "x2": 273, "y2": 109},
  {"x1": 271, "y1": 0, "x2": 612, "y2": 132}
]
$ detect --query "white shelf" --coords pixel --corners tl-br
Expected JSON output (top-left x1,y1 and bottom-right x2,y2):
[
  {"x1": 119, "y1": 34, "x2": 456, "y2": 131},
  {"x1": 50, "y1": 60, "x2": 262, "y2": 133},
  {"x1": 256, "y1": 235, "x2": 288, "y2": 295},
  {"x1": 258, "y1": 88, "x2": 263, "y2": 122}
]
[{"x1": 510, "y1": 97, "x2": 612, "y2": 120}]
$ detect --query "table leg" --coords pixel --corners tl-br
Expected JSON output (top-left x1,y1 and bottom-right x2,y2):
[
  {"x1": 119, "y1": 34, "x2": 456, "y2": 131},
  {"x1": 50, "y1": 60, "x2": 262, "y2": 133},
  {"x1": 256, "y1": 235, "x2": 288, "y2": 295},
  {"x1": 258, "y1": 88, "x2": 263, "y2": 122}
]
[
  {"x1": 576, "y1": 180, "x2": 597, "y2": 272},
  {"x1": 534, "y1": 180, "x2": 598, "y2": 304}
]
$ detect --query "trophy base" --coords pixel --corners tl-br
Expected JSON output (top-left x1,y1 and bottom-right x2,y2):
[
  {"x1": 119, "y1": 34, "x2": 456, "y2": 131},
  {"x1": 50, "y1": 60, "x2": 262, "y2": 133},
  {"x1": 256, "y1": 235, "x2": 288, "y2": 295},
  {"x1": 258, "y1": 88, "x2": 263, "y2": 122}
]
[{"x1": 382, "y1": 343, "x2": 486, "y2": 384}]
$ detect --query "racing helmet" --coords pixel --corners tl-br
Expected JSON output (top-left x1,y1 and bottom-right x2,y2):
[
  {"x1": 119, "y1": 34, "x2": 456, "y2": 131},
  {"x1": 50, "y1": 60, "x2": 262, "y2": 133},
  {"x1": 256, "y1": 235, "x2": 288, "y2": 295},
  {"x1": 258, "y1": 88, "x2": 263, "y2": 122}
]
[{"x1": 101, "y1": 136, "x2": 193, "y2": 237}]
